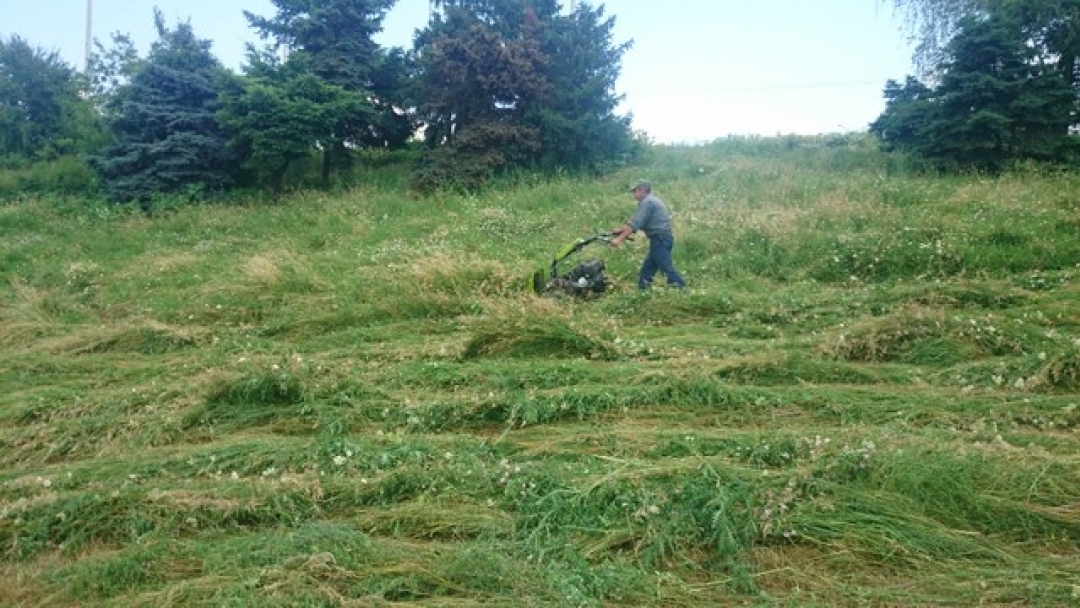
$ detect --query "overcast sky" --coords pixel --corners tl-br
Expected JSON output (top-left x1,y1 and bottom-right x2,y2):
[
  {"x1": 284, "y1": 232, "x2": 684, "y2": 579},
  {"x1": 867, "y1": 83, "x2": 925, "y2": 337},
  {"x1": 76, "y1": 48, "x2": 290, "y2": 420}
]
[{"x1": 2, "y1": 0, "x2": 916, "y2": 144}]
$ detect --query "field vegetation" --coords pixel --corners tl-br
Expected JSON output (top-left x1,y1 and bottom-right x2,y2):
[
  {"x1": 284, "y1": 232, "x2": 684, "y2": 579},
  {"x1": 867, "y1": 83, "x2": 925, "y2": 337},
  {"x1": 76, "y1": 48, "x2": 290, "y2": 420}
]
[{"x1": 2, "y1": 138, "x2": 1079, "y2": 606}]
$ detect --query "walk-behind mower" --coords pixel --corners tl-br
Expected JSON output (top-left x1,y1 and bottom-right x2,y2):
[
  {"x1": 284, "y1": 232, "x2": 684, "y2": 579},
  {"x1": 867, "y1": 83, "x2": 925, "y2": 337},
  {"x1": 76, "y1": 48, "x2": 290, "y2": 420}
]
[{"x1": 531, "y1": 231, "x2": 628, "y2": 298}]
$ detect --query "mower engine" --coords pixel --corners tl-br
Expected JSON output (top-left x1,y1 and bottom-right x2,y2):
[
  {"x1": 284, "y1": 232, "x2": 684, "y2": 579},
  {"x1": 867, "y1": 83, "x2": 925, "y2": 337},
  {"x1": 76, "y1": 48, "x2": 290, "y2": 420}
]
[{"x1": 531, "y1": 233, "x2": 619, "y2": 298}]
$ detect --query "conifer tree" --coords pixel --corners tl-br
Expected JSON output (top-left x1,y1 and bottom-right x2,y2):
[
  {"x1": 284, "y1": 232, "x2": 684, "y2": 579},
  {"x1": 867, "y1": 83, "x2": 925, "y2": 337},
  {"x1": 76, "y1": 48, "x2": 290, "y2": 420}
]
[{"x1": 87, "y1": 11, "x2": 235, "y2": 204}]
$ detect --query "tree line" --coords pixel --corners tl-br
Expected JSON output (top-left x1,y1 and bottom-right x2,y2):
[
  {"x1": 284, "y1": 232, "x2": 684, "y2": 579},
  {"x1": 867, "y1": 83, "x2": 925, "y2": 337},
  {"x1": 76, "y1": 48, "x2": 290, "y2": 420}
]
[
  {"x1": 876, "y1": 0, "x2": 1080, "y2": 170},
  {"x1": 3, "y1": 0, "x2": 1080, "y2": 205},
  {"x1": 1, "y1": 0, "x2": 639, "y2": 203}
]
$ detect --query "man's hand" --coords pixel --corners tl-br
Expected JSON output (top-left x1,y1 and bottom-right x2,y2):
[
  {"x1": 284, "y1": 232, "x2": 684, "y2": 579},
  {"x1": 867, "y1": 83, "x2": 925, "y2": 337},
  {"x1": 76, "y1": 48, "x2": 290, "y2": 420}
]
[{"x1": 609, "y1": 225, "x2": 631, "y2": 248}]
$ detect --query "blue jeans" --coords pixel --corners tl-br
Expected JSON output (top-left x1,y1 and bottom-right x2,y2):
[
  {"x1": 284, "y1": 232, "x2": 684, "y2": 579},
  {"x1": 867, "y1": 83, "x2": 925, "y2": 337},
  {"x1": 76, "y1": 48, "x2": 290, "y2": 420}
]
[{"x1": 639, "y1": 232, "x2": 686, "y2": 289}]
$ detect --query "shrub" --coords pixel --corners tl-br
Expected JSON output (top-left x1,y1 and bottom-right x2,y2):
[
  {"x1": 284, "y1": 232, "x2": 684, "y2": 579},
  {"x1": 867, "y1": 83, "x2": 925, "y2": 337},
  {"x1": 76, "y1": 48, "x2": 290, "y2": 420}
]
[{"x1": 0, "y1": 156, "x2": 98, "y2": 198}]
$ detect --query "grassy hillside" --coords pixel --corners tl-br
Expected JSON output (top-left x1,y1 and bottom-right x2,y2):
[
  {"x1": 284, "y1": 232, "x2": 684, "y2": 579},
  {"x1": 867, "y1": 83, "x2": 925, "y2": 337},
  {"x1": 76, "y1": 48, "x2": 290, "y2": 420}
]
[{"x1": 2, "y1": 139, "x2": 1079, "y2": 606}]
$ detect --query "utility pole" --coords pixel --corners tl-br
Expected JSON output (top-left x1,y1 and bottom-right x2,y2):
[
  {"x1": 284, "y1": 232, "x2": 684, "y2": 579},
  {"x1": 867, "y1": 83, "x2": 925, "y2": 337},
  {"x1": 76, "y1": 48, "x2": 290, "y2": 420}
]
[
  {"x1": 278, "y1": 35, "x2": 289, "y2": 63},
  {"x1": 84, "y1": 0, "x2": 93, "y2": 73}
]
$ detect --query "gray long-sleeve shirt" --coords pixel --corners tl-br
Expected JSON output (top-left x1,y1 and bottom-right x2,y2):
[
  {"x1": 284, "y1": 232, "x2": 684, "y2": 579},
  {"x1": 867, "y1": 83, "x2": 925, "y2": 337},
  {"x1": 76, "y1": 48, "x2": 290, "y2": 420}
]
[{"x1": 628, "y1": 193, "x2": 673, "y2": 238}]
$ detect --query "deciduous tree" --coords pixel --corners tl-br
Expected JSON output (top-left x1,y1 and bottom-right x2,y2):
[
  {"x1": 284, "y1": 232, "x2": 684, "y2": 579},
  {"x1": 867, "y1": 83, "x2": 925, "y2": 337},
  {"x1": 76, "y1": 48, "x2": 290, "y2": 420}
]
[{"x1": 0, "y1": 36, "x2": 101, "y2": 162}]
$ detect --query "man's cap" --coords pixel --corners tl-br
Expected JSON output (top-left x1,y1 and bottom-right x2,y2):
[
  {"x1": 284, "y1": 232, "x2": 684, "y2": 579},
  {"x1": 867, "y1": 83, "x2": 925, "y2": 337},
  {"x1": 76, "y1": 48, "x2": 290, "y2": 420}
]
[{"x1": 628, "y1": 179, "x2": 651, "y2": 192}]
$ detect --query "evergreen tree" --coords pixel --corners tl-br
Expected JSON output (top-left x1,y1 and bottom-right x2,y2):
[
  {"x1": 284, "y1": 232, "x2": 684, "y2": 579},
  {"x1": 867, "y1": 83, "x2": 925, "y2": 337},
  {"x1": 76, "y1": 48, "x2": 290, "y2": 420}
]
[
  {"x1": 891, "y1": 0, "x2": 1080, "y2": 94},
  {"x1": 87, "y1": 11, "x2": 235, "y2": 204},
  {"x1": 413, "y1": 2, "x2": 549, "y2": 190},
  {"x1": 218, "y1": 50, "x2": 372, "y2": 190},
  {"x1": 868, "y1": 76, "x2": 935, "y2": 153},
  {"x1": 535, "y1": 2, "x2": 635, "y2": 171},
  {"x1": 871, "y1": 5, "x2": 1078, "y2": 169},
  {"x1": 242, "y1": 0, "x2": 409, "y2": 187},
  {"x1": 357, "y1": 47, "x2": 417, "y2": 149},
  {"x1": 931, "y1": 10, "x2": 1076, "y2": 167},
  {"x1": 412, "y1": 0, "x2": 636, "y2": 191}
]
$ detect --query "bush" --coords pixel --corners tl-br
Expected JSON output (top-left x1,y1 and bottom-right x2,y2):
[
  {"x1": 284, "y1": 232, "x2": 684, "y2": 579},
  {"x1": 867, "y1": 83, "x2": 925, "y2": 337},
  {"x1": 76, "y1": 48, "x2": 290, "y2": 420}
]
[{"x1": 0, "y1": 156, "x2": 98, "y2": 198}]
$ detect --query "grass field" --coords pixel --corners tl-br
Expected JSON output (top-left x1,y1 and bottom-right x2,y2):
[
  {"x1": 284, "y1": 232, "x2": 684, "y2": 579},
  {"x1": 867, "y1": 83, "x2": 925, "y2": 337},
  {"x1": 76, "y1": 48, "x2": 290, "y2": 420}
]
[{"x1": 2, "y1": 138, "x2": 1079, "y2": 606}]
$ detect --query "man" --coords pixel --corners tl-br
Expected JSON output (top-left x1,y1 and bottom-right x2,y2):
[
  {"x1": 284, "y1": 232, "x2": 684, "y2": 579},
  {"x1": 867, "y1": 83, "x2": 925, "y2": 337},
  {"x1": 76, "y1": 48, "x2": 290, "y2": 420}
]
[{"x1": 610, "y1": 179, "x2": 686, "y2": 289}]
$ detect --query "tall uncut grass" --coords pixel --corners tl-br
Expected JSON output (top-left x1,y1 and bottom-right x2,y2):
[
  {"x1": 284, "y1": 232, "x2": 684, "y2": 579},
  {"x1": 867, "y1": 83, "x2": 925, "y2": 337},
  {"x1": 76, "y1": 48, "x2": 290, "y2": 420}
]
[{"x1": 2, "y1": 136, "x2": 1079, "y2": 606}]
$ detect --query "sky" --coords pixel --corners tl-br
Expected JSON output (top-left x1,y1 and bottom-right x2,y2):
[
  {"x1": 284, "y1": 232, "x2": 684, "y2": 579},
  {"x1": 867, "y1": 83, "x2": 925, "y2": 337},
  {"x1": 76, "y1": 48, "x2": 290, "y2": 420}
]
[{"x1": 1, "y1": 0, "x2": 917, "y2": 144}]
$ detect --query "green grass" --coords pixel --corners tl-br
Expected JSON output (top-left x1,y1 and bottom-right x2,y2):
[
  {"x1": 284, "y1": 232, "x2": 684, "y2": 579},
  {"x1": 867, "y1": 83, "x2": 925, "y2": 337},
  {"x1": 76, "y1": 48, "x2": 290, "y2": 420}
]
[{"x1": 2, "y1": 138, "x2": 1079, "y2": 606}]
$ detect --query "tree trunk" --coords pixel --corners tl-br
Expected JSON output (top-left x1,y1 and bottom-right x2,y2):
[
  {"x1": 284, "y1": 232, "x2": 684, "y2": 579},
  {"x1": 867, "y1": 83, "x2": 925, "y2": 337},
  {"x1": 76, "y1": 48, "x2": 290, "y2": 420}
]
[{"x1": 321, "y1": 147, "x2": 332, "y2": 189}]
